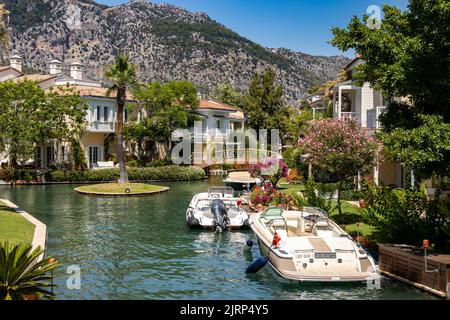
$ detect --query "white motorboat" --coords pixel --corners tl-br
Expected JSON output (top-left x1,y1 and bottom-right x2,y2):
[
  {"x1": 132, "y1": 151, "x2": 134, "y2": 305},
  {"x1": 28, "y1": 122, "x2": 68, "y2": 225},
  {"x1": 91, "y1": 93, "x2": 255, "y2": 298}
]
[
  {"x1": 248, "y1": 206, "x2": 380, "y2": 282},
  {"x1": 186, "y1": 187, "x2": 250, "y2": 231},
  {"x1": 223, "y1": 171, "x2": 260, "y2": 191}
]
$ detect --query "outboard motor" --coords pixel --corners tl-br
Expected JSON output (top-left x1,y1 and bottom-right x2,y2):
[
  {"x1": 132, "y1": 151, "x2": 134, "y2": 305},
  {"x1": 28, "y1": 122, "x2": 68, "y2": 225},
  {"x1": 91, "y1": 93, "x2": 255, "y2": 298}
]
[{"x1": 211, "y1": 199, "x2": 230, "y2": 231}]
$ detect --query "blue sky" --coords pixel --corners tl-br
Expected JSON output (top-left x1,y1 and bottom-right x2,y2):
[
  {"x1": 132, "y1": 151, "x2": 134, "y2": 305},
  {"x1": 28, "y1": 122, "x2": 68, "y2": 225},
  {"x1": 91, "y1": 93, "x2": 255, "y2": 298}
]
[{"x1": 97, "y1": 0, "x2": 409, "y2": 57}]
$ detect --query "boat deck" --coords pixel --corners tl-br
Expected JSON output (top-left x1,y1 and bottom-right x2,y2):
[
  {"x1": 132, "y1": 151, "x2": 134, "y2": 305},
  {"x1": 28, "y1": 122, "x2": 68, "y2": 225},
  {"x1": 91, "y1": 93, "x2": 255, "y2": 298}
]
[{"x1": 308, "y1": 238, "x2": 332, "y2": 252}]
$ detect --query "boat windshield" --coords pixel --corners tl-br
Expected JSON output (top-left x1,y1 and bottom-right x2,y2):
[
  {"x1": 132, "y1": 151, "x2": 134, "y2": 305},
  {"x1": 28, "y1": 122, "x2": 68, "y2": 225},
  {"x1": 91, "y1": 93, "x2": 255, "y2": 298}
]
[
  {"x1": 261, "y1": 207, "x2": 284, "y2": 220},
  {"x1": 208, "y1": 187, "x2": 234, "y2": 197},
  {"x1": 302, "y1": 207, "x2": 328, "y2": 219}
]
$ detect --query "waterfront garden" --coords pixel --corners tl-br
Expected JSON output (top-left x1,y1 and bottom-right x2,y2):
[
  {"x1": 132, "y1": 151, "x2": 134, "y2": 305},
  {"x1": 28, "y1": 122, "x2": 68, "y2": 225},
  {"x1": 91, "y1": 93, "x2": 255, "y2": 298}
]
[{"x1": 0, "y1": 0, "x2": 449, "y2": 300}]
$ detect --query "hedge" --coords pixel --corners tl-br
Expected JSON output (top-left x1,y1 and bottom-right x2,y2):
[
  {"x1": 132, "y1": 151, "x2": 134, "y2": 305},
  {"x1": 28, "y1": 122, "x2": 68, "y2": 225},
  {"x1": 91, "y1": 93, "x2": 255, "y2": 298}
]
[{"x1": 0, "y1": 166, "x2": 206, "y2": 183}]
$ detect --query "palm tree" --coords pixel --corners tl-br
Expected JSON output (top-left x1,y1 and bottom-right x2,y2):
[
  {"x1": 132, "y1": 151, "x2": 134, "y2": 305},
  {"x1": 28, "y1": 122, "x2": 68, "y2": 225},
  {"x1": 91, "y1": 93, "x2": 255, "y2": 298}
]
[
  {"x1": 105, "y1": 54, "x2": 137, "y2": 183},
  {"x1": 0, "y1": 242, "x2": 58, "y2": 300}
]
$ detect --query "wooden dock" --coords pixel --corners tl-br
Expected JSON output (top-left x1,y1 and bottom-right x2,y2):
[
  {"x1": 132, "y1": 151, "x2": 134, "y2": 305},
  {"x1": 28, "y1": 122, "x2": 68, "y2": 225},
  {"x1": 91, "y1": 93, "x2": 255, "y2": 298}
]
[{"x1": 379, "y1": 244, "x2": 450, "y2": 298}]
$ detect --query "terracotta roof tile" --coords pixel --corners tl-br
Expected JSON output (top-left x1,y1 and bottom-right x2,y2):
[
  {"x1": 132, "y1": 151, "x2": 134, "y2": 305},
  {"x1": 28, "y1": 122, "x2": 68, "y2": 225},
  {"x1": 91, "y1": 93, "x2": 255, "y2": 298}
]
[
  {"x1": 12, "y1": 74, "x2": 56, "y2": 83},
  {"x1": 198, "y1": 99, "x2": 241, "y2": 112},
  {"x1": 46, "y1": 85, "x2": 136, "y2": 101}
]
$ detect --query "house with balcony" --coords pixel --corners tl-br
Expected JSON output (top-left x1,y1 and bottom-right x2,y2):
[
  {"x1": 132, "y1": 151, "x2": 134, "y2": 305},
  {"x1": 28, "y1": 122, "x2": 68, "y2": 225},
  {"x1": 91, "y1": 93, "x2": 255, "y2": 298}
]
[
  {"x1": 1, "y1": 54, "x2": 245, "y2": 169},
  {"x1": 332, "y1": 57, "x2": 388, "y2": 129},
  {"x1": 332, "y1": 56, "x2": 403, "y2": 187},
  {"x1": 173, "y1": 99, "x2": 246, "y2": 164},
  {"x1": 0, "y1": 54, "x2": 138, "y2": 169}
]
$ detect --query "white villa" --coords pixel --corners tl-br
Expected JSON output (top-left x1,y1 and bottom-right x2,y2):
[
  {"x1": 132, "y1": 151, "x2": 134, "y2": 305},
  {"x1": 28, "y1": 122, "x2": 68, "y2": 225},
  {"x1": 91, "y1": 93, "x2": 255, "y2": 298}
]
[
  {"x1": 0, "y1": 54, "x2": 245, "y2": 169},
  {"x1": 332, "y1": 56, "x2": 403, "y2": 187}
]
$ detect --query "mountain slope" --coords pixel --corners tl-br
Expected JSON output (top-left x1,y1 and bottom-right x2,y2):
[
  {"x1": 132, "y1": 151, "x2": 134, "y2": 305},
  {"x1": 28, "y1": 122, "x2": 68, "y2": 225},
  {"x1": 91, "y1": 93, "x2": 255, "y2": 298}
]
[{"x1": 2, "y1": 0, "x2": 350, "y2": 104}]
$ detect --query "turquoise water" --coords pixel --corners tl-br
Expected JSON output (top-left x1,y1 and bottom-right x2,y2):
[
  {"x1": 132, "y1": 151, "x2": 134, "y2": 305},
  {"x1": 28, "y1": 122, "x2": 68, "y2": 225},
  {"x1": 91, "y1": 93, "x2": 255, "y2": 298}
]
[{"x1": 0, "y1": 178, "x2": 437, "y2": 300}]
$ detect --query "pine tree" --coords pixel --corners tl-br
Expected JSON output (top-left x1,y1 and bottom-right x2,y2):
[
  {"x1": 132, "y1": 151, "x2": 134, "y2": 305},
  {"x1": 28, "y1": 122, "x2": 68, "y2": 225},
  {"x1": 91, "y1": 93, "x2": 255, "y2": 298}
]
[{"x1": 242, "y1": 68, "x2": 288, "y2": 133}]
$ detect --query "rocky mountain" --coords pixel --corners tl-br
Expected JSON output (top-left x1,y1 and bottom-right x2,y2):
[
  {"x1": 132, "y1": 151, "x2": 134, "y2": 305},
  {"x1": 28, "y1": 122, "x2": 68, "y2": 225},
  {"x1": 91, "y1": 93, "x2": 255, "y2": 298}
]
[{"x1": 1, "y1": 0, "x2": 350, "y2": 105}]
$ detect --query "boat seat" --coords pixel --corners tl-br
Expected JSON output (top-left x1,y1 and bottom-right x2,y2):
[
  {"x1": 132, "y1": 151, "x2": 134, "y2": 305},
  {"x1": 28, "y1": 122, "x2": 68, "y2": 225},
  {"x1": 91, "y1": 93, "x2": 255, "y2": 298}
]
[{"x1": 269, "y1": 220, "x2": 289, "y2": 240}]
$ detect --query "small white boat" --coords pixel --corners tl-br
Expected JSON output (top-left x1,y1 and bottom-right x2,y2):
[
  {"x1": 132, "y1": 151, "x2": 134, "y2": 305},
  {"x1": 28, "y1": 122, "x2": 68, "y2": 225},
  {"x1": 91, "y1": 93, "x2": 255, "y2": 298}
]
[
  {"x1": 186, "y1": 187, "x2": 250, "y2": 231},
  {"x1": 223, "y1": 171, "x2": 260, "y2": 190},
  {"x1": 248, "y1": 206, "x2": 380, "y2": 283}
]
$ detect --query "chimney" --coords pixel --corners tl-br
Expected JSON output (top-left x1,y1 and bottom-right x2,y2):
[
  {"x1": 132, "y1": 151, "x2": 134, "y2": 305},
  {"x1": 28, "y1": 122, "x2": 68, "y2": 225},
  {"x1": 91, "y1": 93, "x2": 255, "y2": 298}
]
[
  {"x1": 70, "y1": 61, "x2": 83, "y2": 80},
  {"x1": 10, "y1": 54, "x2": 22, "y2": 72},
  {"x1": 49, "y1": 59, "x2": 63, "y2": 75}
]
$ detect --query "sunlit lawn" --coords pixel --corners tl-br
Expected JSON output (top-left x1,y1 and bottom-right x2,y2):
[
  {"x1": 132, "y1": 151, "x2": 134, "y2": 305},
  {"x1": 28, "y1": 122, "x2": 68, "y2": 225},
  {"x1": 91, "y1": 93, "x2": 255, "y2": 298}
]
[
  {"x1": 0, "y1": 200, "x2": 35, "y2": 245},
  {"x1": 76, "y1": 183, "x2": 168, "y2": 194}
]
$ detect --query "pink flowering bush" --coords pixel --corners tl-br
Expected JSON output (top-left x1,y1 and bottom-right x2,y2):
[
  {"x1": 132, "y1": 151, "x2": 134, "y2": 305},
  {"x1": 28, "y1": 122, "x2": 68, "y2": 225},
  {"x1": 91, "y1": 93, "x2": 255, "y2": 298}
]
[
  {"x1": 249, "y1": 186, "x2": 293, "y2": 208},
  {"x1": 298, "y1": 119, "x2": 382, "y2": 215},
  {"x1": 250, "y1": 186, "x2": 275, "y2": 206},
  {"x1": 249, "y1": 156, "x2": 289, "y2": 188}
]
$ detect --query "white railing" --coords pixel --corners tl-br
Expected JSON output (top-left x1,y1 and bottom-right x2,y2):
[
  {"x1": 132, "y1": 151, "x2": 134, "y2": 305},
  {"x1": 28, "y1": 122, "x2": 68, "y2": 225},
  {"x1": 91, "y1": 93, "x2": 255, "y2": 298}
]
[
  {"x1": 88, "y1": 121, "x2": 115, "y2": 133},
  {"x1": 177, "y1": 128, "x2": 233, "y2": 140}
]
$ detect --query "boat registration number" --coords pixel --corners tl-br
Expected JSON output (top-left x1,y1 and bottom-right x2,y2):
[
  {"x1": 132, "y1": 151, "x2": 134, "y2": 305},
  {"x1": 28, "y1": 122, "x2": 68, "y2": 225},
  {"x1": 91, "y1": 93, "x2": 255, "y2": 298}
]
[{"x1": 314, "y1": 252, "x2": 337, "y2": 259}]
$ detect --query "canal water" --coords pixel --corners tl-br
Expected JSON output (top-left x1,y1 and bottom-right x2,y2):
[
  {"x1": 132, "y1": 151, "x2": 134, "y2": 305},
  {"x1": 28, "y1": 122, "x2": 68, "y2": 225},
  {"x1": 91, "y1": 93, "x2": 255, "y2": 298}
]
[{"x1": 0, "y1": 178, "x2": 437, "y2": 300}]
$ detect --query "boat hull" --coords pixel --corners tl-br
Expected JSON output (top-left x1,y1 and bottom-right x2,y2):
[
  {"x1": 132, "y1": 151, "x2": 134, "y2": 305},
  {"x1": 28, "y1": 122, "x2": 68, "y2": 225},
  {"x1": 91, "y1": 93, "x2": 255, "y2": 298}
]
[
  {"x1": 223, "y1": 180, "x2": 256, "y2": 191},
  {"x1": 256, "y1": 238, "x2": 380, "y2": 283}
]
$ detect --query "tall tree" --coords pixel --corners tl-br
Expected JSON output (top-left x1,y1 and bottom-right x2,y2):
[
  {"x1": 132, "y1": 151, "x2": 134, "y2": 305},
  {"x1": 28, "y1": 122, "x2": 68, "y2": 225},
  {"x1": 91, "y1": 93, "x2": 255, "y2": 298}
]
[
  {"x1": 298, "y1": 119, "x2": 381, "y2": 218},
  {"x1": 330, "y1": 0, "x2": 450, "y2": 122},
  {"x1": 0, "y1": 81, "x2": 86, "y2": 173},
  {"x1": 0, "y1": 81, "x2": 43, "y2": 170},
  {"x1": 105, "y1": 54, "x2": 137, "y2": 183},
  {"x1": 41, "y1": 86, "x2": 88, "y2": 169},
  {"x1": 126, "y1": 80, "x2": 199, "y2": 165},
  {"x1": 242, "y1": 68, "x2": 289, "y2": 134},
  {"x1": 381, "y1": 115, "x2": 450, "y2": 189},
  {"x1": 210, "y1": 82, "x2": 243, "y2": 107}
]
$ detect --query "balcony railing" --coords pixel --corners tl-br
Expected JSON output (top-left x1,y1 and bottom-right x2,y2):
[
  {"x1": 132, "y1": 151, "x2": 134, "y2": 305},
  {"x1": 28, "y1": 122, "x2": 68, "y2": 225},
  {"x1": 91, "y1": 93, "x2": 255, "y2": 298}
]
[
  {"x1": 173, "y1": 128, "x2": 234, "y2": 141},
  {"x1": 88, "y1": 121, "x2": 115, "y2": 133}
]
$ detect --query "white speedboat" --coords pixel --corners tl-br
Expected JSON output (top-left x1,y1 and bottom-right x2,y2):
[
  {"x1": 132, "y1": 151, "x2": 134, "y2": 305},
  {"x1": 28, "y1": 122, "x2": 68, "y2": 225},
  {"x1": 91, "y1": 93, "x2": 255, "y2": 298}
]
[
  {"x1": 248, "y1": 206, "x2": 380, "y2": 282},
  {"x1": 223, "y1": 171, "x2": 260, "y2": 191},
  {"x1": 186, "y1": 187, "x2": 250, "y2": 231}
]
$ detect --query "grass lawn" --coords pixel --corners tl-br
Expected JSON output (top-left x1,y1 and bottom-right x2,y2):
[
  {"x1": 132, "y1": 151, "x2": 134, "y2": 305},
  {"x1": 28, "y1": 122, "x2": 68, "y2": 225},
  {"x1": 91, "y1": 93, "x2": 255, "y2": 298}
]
[
  {"x1": 75, "y1": 183, "x2": 169, "y2": 195},
  {"x1": 277, "y1": 183, "x2": 305, "y2": 195},
  {"x1": 329, "y1": 200, "x2": 374, "y2": 237},
  {"x1": 0, "y1": 200, "x2": 35, "y2": 246}
]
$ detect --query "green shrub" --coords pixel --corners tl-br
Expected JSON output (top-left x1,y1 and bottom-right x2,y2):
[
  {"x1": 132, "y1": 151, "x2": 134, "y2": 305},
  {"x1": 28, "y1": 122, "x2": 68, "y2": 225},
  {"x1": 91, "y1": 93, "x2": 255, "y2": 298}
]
[
  {"x1": 146, "y1": 158, "x2": 171, "y2": 168},
  {"x1": 49, "y1": 170, "x2": 66, "y2": 182},
  {"x1": 341, "y1": 190, "x2": 362, "y2": 201},
  {"x1": 49, "y1": 166, "x2": 205, "y2": 182},
  {"x1": 304, "y1": 180, "x2": 333, "y2": 213},
  {"x1": 362, "y1": 185, "x2": 450, "y2": 248}
]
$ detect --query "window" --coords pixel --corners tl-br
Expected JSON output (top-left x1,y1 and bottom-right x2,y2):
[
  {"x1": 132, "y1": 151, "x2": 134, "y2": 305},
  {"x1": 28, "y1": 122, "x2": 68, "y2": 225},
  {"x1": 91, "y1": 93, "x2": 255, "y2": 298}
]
[
  {"x1": 216, "y1": 119, "x2": 221, "y2": 129},
  {"x1": 124, "y1": 109, "x2": 129, "y2": 123},
  {"x1": 103, "y1": 107, "x2": 109, "y2": 122},
  {"x1": 61, "y1": 146, "x2": 67, "y2": 162},
  {"x1": 96, "y1": 106, "x2": 101, "y2": 122},
  {"x1": 46, "y1": 146, "x2": 55, "y2": 165},
  {"x1": 88, "y1": 146, "x2": 99, "y2": 168},
  {"x1": 35, "y1": 147, "x2": 42, "y2": 167}
]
